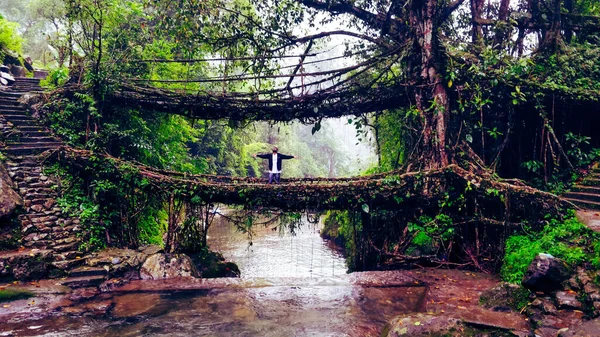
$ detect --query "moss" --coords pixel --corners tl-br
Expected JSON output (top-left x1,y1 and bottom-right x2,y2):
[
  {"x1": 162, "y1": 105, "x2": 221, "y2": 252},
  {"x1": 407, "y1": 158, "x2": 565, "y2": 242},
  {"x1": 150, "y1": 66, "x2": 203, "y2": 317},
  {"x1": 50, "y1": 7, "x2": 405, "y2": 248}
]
[
  {"x1": 479, "y1": 283, "x2": 532, "y2": 312},
  {"x1": 501, "y1": 213, "x2": 600, "y2": 283},
  {"x1": 0, "y1": 288, "x2": 34, "y2": 302},
  {"x1": 189, "y1": 250, "x2": 240, "y2": 278}
]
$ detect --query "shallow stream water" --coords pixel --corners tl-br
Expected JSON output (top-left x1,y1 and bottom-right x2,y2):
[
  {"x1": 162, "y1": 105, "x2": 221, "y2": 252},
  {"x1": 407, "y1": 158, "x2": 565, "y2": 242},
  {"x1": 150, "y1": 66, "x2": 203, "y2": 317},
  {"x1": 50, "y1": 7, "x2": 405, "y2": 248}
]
[{"x1": 0, "y1": 214, "x2": 428, "y2": 336}]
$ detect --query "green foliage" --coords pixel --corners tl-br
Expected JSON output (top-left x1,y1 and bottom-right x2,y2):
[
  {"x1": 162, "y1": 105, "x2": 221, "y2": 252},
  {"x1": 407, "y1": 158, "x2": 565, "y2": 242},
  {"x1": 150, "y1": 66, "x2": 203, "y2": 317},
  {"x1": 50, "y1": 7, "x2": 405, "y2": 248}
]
[
  {"x1": 322, "y1": 210, "x2": 360, "y2": 270},
  {"x1": 565, "y1": 132, "x2": 600, "y2": 167},
  {"x1": 137, "y1": 208, "x2": 167, "y2": 246},
  {"x1": 45, "y1": 155, "x2": 167, "y2": 250},
  {"x1": 408, "y1": 214, "x2": 455, "y2": 246},
  {"x1": 0, "y1": 15, "x2": 23, "y2": 55},
  {"x1": 501, "y1": 213, "x2": 600, "y2": 283},
  {"x1": 40, "y1": 66, "x2": 69, "y2": 89},
  {"x1": 0, "y1": 288, "x2": 34, "y2": 303}
]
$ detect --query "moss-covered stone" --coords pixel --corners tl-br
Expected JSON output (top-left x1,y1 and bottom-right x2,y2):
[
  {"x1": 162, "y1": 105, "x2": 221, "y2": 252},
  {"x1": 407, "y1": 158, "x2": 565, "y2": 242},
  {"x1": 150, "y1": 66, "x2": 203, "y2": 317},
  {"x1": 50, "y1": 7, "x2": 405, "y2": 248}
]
[
  {"x1": 189, "y1": 251, "x2": 240, "y2": 278},
  {"x1": 479, "y1": 282, "x2": 532, "y2": 312}
]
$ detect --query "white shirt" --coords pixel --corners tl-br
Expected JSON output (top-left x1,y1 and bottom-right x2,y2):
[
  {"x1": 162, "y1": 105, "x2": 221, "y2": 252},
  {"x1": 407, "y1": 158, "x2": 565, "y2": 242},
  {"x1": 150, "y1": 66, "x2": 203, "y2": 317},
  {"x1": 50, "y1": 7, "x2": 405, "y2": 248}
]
[{"x1": 271, "y1": 153, "x2": 280, "y2": 173}]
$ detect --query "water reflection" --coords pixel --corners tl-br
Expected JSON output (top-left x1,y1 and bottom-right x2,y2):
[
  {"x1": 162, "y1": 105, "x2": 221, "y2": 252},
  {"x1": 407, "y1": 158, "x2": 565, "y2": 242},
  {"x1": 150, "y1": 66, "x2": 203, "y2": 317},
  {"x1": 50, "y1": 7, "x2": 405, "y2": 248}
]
[
  {"x1": 208, "y1": 212, "x2": 347, "y2": 278},
  {"x1": 1, "y1": 284, "x2": 427, "y2": 337}
]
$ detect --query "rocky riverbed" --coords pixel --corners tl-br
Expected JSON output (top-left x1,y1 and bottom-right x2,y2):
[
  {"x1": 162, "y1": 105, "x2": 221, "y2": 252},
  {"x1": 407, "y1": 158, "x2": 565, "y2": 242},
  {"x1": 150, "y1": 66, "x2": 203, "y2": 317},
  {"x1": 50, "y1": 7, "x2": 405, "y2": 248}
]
[{"x1": 2, "y1": 268, "x2": 596, "y2": 336}]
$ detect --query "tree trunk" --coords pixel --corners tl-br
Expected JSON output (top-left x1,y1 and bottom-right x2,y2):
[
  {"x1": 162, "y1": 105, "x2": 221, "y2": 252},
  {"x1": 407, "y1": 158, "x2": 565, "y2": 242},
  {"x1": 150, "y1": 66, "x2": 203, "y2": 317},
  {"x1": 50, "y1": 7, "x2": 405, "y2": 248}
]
[
  {"x1": 410, "y1": 0, "x2": 450, "y2": 168},
  {"x1": 470, "y1": 0, "x2": 485, "y2": 45}
]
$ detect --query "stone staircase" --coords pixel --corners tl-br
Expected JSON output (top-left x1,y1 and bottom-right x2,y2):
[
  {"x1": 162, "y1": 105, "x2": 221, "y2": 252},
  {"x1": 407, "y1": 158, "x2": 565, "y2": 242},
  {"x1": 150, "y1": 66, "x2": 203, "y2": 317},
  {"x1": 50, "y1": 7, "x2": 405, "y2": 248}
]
[
  {"x1": 0, "y1": 77, "x2": 98, "y2": 283},
  {"x1": 563, "y1": 167, "x2": 600, "y2": 210}
]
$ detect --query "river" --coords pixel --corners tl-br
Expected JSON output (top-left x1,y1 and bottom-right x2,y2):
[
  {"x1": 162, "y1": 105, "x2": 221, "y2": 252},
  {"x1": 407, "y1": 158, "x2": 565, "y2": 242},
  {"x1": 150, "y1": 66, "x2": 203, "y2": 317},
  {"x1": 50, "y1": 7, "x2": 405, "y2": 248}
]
[
  {"x1": 0, "y1": 214, "x2": 431, "y2": 337},
  {"x1": 207, "y1": 212, "x2": 347, "y2": 278}
]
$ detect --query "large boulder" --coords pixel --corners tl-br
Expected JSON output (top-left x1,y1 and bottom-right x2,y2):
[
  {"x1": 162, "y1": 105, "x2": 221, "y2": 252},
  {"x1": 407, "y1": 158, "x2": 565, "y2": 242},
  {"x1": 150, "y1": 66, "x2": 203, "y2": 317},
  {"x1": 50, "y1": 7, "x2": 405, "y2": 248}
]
[
  {"x1": 522, "y1": 253, "x2": 571, "y2": 292},
  {"x1": 140, "y1": 253, "x2": 200, "y2": 280},
  {"x1": 0, "y1": 249, "x2": 53, "y2": 280},
  {"x1": 86, "y1": 247, "x2": 147, "y2": 278},
  {"x1": 0, "y1": 162, "x2": 23, "y2": 219}
]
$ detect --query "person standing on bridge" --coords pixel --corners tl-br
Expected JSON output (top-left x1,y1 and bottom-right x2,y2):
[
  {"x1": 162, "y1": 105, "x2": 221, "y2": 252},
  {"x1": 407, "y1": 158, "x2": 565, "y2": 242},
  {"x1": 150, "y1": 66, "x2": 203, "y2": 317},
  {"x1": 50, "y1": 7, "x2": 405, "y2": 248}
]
[{"x1": 253, "y1": 146, "x2": 296, "y2": 184}]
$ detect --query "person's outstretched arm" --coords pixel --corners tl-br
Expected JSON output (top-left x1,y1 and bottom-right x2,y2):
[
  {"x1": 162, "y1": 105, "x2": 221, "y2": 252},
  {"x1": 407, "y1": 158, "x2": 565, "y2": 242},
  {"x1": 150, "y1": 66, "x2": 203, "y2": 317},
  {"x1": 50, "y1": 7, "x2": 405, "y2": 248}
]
[
  {"x1": 279, "y1": 153, "x2": 295, "y2": 160},
  {"x1": 255, "y1": 153, "x2": 270, "y2": 159}
]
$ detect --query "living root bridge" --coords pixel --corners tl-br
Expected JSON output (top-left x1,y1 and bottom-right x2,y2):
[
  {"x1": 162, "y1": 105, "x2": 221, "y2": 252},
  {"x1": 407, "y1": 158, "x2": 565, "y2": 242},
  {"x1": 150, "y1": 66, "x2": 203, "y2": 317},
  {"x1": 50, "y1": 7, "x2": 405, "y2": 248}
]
[
  {"x1": 50, "y1": 146, "x2": 568, "y2": 218},
  {"x1": 104, "y1": 83, "x2": 409, "y2": 123}
]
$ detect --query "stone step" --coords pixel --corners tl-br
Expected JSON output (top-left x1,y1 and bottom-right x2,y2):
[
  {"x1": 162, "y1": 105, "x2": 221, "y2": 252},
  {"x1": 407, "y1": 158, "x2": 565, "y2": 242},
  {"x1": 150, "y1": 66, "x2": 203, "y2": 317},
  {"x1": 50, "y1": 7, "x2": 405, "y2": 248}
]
[
  {"x1": 53, "y1": 241, "x2": 80, "y2": 253},
  {"x1": 14, "y1": 125, "x2": 44, "y2": 131},
  {"x1": 10, "y1": 136, "x2": 57, "y2": 143},
  {"x1": 0, "y1": 100, "x2": 21, "y2": 106},
  {"x1": 15, "y1": 130, "x2": 51, "y2": 137},
  {"x1": 3, "y1": 145, "x2": 57, "y2": 156},
  {"x1": 60, "y1": 275, "x2": 106, "y2": 289},
  {"x1": 11, "y1": 87, "x2": 41, "y2": 92},
  {"x1": 21, "y1": 181, "x2": 55, "y2": 189},
  {"x1": 0, "y1": 94, "x2": 20, "y2": 99},
  {"x1": 13, "y1": 79, "x2": 41, "y2": 82},
  {"x1": 69, "y1": 266, "x2": 107, "y2": 278},
  {"x1": 23, "y1": 239, "x2": 51, "y2": 248},
  {"x1": 582, "y1": 178, "x2": 600, "y2": 186},
  {"x1": 52, "y1": 258, "x2": 86, "y2": 271},
  {"x1": 54, "y1": 251, "x2": 84, "y2": 261},
  {"x1": 563, "y1": 192, "x2": 600, "y2": 203},
  {"x1": 0, "y1": 92, "x2": 23, "y2": 98},
  {"x1": 0, "y1": 109, "x2": 28, "y2": 116},
  {"x1": 7, "y1": 141, "x2": 62, "y2": 148},
  {"x1": 22, "y1": 187, "x2": 56, "y2": 194},
  {"x1": 4, "y1": 119, "x2": 37, "y2": 126},
  {"x1": 3, "y1": 114, "x2": 31, "y2": 120},
  {"x1": 570, "y1": 185, "x2": 600, "y2": 194},
  {"x1": 563, "y1": 198, "x2": 600, "y2": 210},
  {"x1": 0, "y1": 104, "x2": 25, "y2": 109}
]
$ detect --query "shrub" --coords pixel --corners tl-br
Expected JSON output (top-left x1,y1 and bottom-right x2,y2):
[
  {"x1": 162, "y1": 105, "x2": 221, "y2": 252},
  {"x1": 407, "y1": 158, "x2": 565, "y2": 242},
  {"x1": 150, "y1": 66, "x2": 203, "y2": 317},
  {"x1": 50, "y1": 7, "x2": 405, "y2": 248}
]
[{"x1": 501, "y1": 213, "x2": 600, "y2": 283}]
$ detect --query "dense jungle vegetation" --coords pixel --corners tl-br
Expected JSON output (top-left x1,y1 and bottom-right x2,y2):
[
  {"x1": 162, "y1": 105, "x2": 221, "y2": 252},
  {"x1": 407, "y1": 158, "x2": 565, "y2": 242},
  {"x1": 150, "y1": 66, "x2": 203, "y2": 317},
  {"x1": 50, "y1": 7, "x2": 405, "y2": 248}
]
[{"x1": 1, "y1": 0, "x2": 600, "y2": 280}]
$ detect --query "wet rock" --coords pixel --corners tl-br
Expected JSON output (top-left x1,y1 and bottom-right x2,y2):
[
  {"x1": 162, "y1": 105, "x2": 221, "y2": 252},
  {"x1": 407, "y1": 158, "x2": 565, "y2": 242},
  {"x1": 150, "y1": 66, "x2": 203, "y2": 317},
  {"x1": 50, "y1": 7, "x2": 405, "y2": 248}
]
[
  {"x1": 201, "y1": 261, "x2": 241, "y2": 278},
  {"x1": 43, "y1": 198, "x2": 55, "y2": 209},
  {"x1": 540, "y1": 297, "x2": 558, "y2": 315},
  {"x1": 479, "y1": 282, "x2": 531, "y2": 311},
  {"x1": 30, "y1": 204, "x2": 44, "y2": 213},
  {"x1": 190, "y1": 251, "x2": 240, "y2": 278},
  {"x1": 140, "y1": 253, "x2": 200, "y2": 280},
  {"x1": 99, "y1": 278, "x2": 129, "y2": 293},
  {"x1": 140, "y1": 244, "x2": 164, "y2": 255},
  {"x1": 566, "y1": 276, "x2": 580, "y2": 291},
  {"x1": 554, "y1": 291, "x2": 584, "y2": 310},
  {"x1": 0, "y1": 161, "x2": 23, "y2": 219},
  {"x1": 12, "y1": 258, "x2": 49, "y2": 280},
  {"x1": 86, "y1": 247, "x2": 147, "y2": 277},
  {"x1": 522, "y1": 253, "x2": 571, "y2": 292},
  {"x1": 0, "y1": 249, "x2": 53, "y2": 280},
  {"x1": 558, "y1": 317, "x2": 600, "y2": 337},
  {"x1": 383, "y1": 313, "x2": 460, "y2": 336},
  {"x1": 537, "y1": 310, "x2": 585, "y2": 336},
  {"x1": 111, "y1": 293, "x2": 162, "y2": 318},
  {"x1": 81, "y1": 299, "x2": 114, "y2": 316},
  {"x1": 62, "y1": 299, "x2": 114, "y2": 316},
  {"x1": 69, "y1": 287, "x2": 100, "y2": 301}
]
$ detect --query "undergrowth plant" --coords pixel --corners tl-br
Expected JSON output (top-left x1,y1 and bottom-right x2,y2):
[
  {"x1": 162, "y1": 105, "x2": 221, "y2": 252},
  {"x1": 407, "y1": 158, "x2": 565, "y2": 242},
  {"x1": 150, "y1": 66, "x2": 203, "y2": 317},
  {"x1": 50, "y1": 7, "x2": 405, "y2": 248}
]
[{"x1": 501, "y1": 211, "x2": 600, "y2": 283}]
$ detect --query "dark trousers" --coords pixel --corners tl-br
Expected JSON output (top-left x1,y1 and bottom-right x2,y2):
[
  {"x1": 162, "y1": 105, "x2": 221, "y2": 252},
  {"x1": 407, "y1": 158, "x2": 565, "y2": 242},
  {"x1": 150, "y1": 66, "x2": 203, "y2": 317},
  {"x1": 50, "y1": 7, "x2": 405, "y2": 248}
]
[{"x1": 268, "y1": 172, "x2": 280, "y2": 184}]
